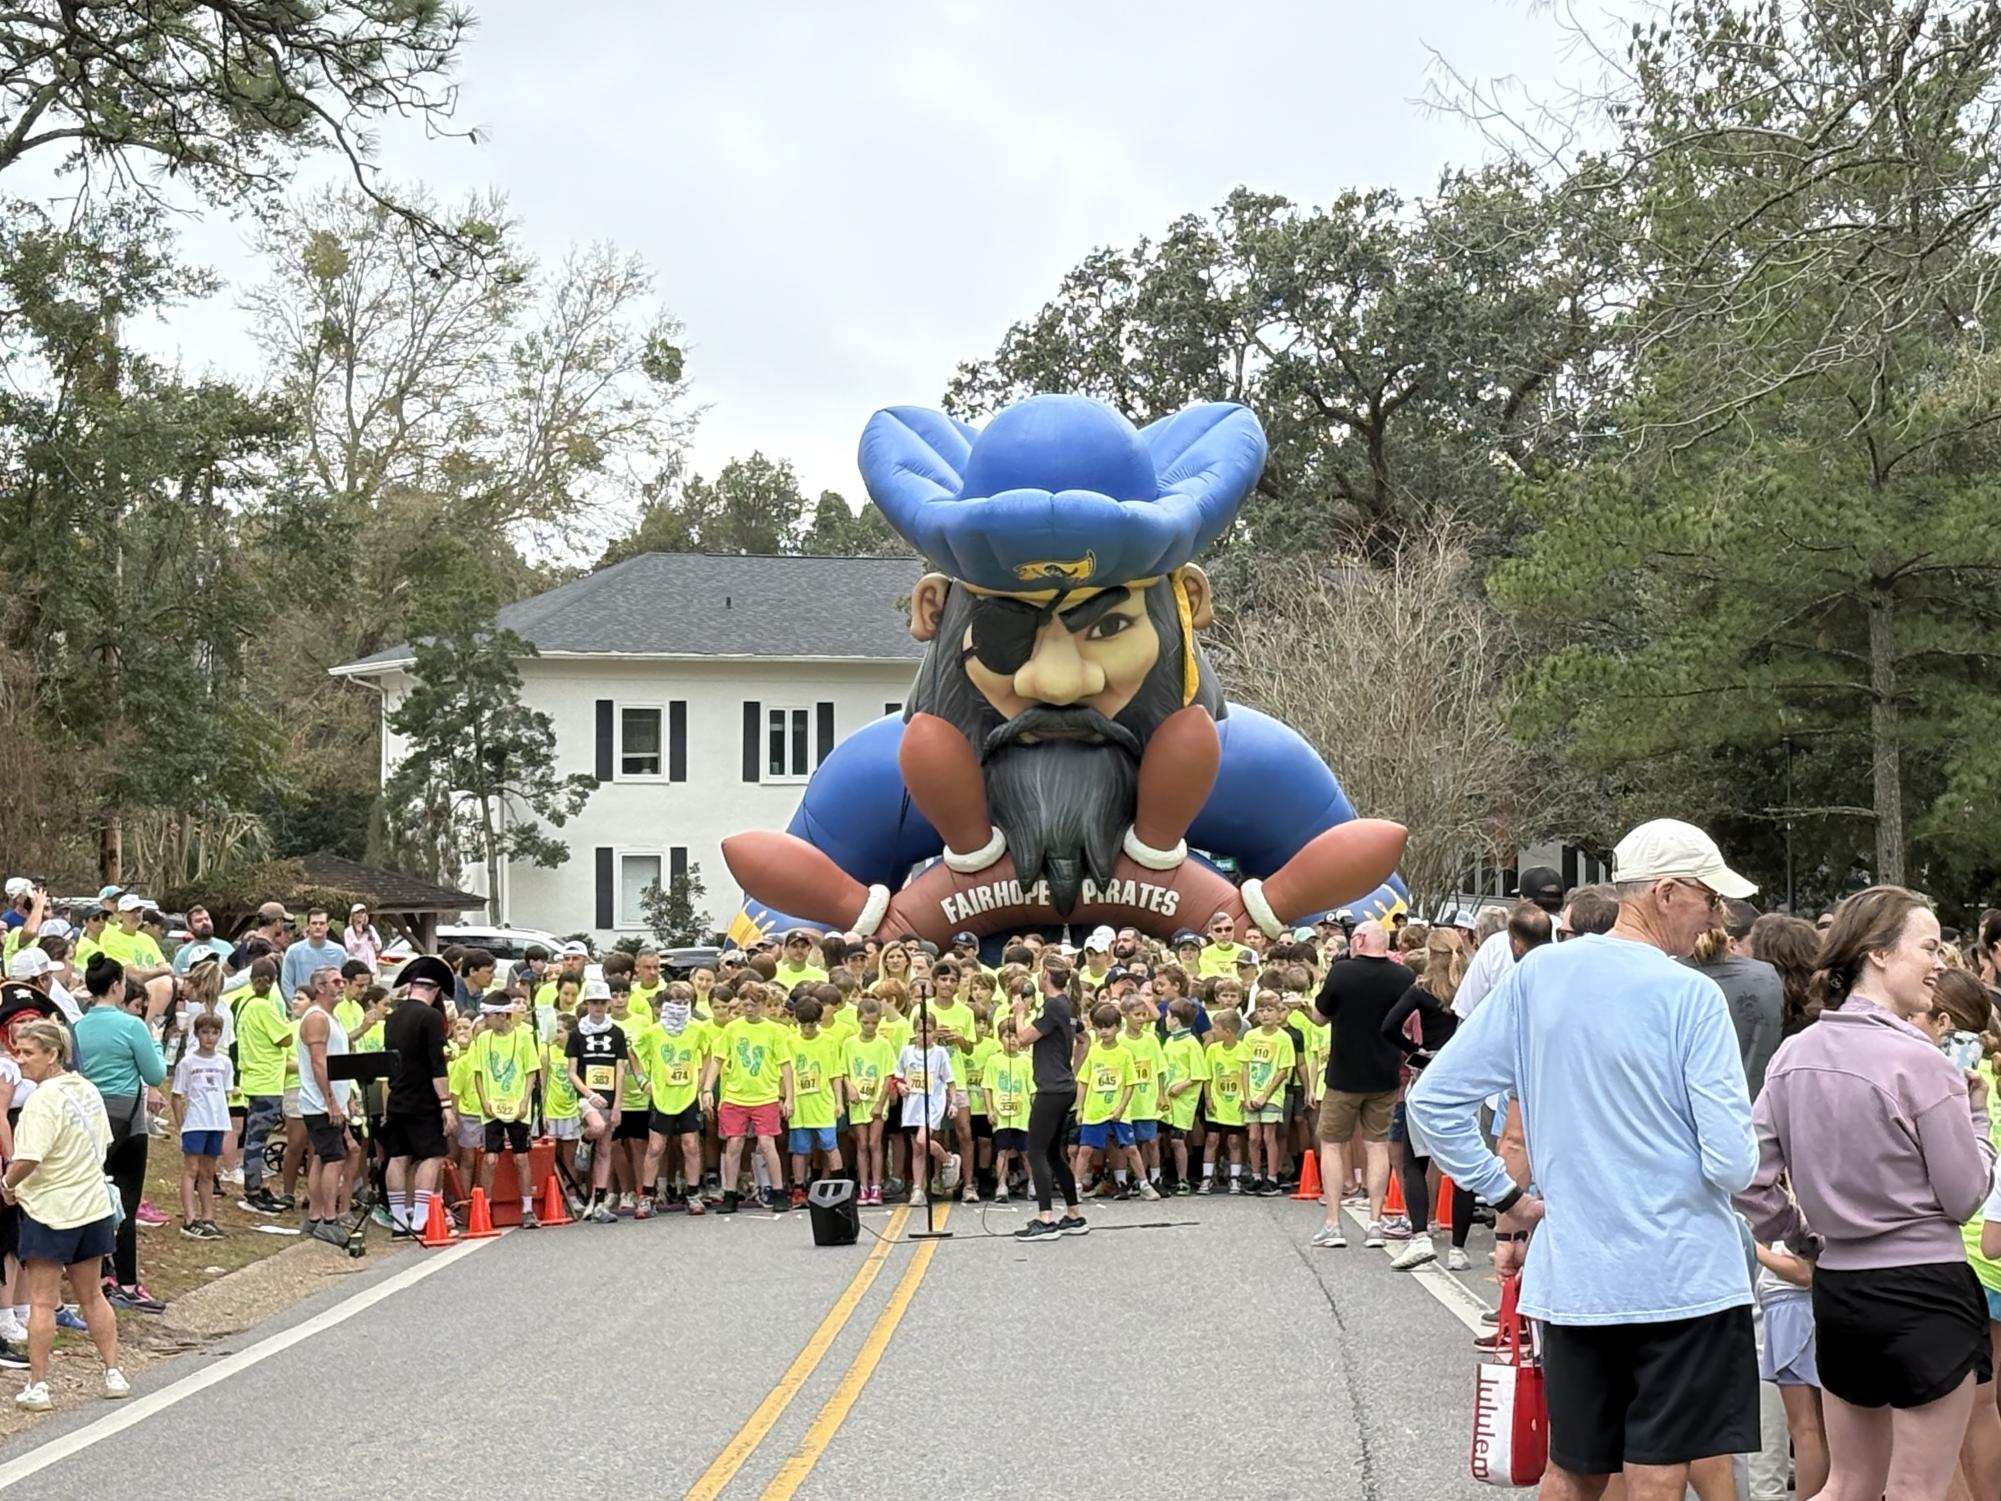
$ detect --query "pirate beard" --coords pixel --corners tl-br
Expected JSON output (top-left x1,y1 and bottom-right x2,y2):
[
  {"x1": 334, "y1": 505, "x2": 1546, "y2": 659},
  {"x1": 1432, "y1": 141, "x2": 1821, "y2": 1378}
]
[{"x1": 982, "y1": 720, "x2": 1140, "y2": 918}]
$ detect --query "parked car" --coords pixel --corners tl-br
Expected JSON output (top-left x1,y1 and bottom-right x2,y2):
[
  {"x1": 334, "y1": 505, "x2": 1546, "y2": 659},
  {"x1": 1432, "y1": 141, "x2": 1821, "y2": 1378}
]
[{"x1": 380, "y1": 925, "x2": 601, "y2": 990}]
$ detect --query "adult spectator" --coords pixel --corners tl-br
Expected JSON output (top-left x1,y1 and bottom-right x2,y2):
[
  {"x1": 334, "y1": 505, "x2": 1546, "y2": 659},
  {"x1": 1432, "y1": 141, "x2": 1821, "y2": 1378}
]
[
  {"x1": 1740, "y1": 887, "x2": 1994, "y2": 1501},
  {"x1": 72, "y1": 957, "x2": 166, "y2": 1313},
  {"x1": 772, "y1": 930, "x2": 828, "y2": 990},
  {"x1": 1562, "y1": 884, "x2": 1622, "y2": 938},
  {"x1": 382, "y1": 956, "x2": 455, "y2": 1239},
  {"x1": 1454, "y1": 867, "x2": 1568, "y2": 1019},
  {"x1": 96, "y1": 894, "x2": 168, "y2": 984},
  {"x1": 1310, "y1": 919, "x2": 1412, "y2": 1250},
  {"x1": 280, "y1": 908, "x2": 347, "y2": 1000},
  {"x1": 452, "y1": 948, "x2": 495, "y2": 1019},
  {"x1": 1381, "y1": 926, "x2": 1466, "y2": 1272},
  {"x1": 233, "y1": 956, "x2": 293, "y2": 1215},
  {"x1": 1508, "y1": 902, "x2": 1554, "y2": 957},
  {"x1": 1748, "y1": 914, "x2": 1821, "y2": 1037},
  {"x1": 295, "y1": 966, "x2": 356, "y2": 1246},
  {"x1": 8, "y1": 948, "x2": 79, "y2": 1024},
  {"x1": 1689, "y1": 898, "x2": 1786, "y2": 1099},
  {"x1": 171, "y1": 907, "x2": 232, "y2": 974},
  {"x1": 71, "y1": 906, "x2": 107, "y2": 972},
  {"x1": 1197, "y1": 910, "x2": 1257, "y2": 980},
  {"x1": 1011, "y1": 962, "x2": 1085, "y2": 1242},
  {"x1": 1410, "y1": 819, "x2": 1761, "y2": 1499},
  {"x1": 248, "y1": 900, "x2": 294, "y2": 957},
  {"x1": 0, "y1": 878, "x2": 32, "y2": 931},
  {"x1": 0, "y1": 1019, "x2": 128, "y2": 1411},
  {"x1": 341, "y1": 903, "x2": 385, "y2": 969}
]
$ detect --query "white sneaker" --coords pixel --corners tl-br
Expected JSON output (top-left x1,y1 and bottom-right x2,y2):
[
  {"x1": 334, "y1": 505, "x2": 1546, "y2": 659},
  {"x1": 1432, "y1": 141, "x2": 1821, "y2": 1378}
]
[
  {"x1": 618, "y1": 1192, "x2": 636, "y2": 1212},
  {"x1": 1137, "y1": 1180, "x2": 1162, "y2": 1201},
  {"x1": 222, "y1": 1168, "x2": 245, "y2": 1186},
  {"x1": 908, "y1": 1186, "x2": 925, "y2": 1207},
  {"x1": 1447, "y1": 1248, "x2": 1472, "y2": 1272},
  {"x1": 0, "y1": 1314, "x2": 23, "y2": 1344},
  {"x1": 1310, "y1": 1223, "x2": 1348, "y2": 1248},
  {"x1": 941, "y1": 1153, "x2": 962, "y2": 1191},
  {"x1": 992, "y1": 1186, "x2": 1010, "y2": 1204},
  {"x1": 1364, "y1": 1220, "x2": 1386, "y2": 1249},
  {"x1": 102, "y1": 1369, "x2": 131, "y2": 1399},
  {"x1": 14, "y1": 1381, "x2": 49, "y2": 1412},
  {"x1": 1391, "y1": 1235, "x2": 1437, "y2": 1271}
]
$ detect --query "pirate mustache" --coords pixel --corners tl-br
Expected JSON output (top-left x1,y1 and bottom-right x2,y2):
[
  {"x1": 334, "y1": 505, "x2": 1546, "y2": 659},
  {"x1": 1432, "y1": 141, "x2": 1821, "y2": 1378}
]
[{"x1": 982, "y1": 705, "x2": 1141, "y2": 763}]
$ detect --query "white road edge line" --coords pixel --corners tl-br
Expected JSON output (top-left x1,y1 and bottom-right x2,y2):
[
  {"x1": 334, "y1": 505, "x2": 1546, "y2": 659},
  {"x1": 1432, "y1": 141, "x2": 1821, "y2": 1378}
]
[
  {"x1": 1341, "y1": 1202, "x2": 1492, "y2": 1334},
  {"x1": 0, "y1": 1233, "x2": 499, "y2": 1491}
]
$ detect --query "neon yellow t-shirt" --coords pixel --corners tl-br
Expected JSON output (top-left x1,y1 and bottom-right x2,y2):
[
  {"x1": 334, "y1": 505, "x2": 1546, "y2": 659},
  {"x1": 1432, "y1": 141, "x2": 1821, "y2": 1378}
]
[
  {"x1": 233, "y1": 989, "x2": 292, "y2": 1097},
  {"x1": 844, "y1": 1034, "x2": 897, "y2": 1124},
  {"x1": 1244, "y1": 1026, "x2": 1298, "y2": 1109},
  {"x1": 1078, "y1": 963, "x2": 1115, "y2": 993},
  {"x1": 1161, "y1": 1031, "x2": 1210, "y2": 1131},
  {"x1": 542, "y1": 1041, "x2": 579, "y2": 1121},
  {"x1": 966, "y1": 1037, "x2": 999, "y2": 1116},
  {"x1": 983, "y1": 1051, "x2": 1033, "y2": 1132},
  {"x1": 927, "y1": 1000, "x2": 977, "y2": 1100},
  {"x1": 880, "y1": 1015, "x2": 913, "y2": 1057},
  {"x1": 1298, "y1": 1012, "x2": 1330, "y2": 1091},
  {"x1": 773, "y1": 961, "x2": 828, "y2": 991},
  {"x1": 716, "y1": 1017, "x2": 792, "y2": 1107},
  {"x1": 1963, "y1": 1059, "x2": 2001, "y2": 1290},
  {"x1": 789, "y1": 1029, "x2": 847, "y2": 1130},
  {"x1": 611, "y1": 1013, "x2": 651, "y2": 1109},
  {"x1": 823, "y1": 1010, "x2": 859, "y2": 1049},
  {"x1": 1079, "y1": 1041, "x2": 1134, "y2": 1126},
  {"x1": 1205, "y1": 1039, "x2": 1247, "y2": 1126},
  {"x1": 470, "y1": 1026, "x2": 540, "y2": 1122},
  {"x1": 73, "y1": 933, "x2": 102, "y2": 971},
  {"x1": 1120, "y1": 1029, "x2": 1166, "y2": 1121},
  {"x1": 97, "y1": 924, "x2": 165, "y2": 970},
  {"x1": 636, "y1": 1018, "x2": 713, "y2": 1116},
  {"x1": 448, "y1": 1050, "x2": 482, "y2": 1117},
  {"x1": 1197, "y1": 941, "x2": 1256, "y2": 981},
  {"x1": 629, "y1": 981, "x2": 662, "y2": 1017}
]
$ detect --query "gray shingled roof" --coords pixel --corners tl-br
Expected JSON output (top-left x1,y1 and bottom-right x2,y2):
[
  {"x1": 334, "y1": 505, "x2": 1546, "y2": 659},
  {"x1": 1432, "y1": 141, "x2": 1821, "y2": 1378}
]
[{"x1": 333, "y1": 553, "x2": 927, "y2": 673}]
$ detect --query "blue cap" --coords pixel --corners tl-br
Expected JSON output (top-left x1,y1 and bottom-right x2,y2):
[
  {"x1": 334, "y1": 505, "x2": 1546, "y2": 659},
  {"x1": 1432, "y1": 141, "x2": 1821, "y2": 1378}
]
[{"x1": 858, "y1": 395, "x2": 1266, "y2": 592}]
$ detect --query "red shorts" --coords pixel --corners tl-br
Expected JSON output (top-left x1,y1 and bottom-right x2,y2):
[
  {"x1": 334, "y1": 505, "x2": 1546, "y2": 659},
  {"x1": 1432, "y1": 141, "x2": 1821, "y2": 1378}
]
[{"x1": 718, "y1": 1101, "x2": 782, "y2": 1139}]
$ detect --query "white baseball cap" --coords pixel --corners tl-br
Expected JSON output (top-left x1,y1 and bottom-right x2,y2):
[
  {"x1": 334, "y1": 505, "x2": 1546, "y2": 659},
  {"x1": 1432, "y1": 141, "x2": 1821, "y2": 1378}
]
[
  {"x1": 116, "y1": 893, "x2": 146, "y2": 913},
  {"x1": 560, "y1": 941, "x2": 589, "y2": 958},
  {"x1": 1084, "y1": 926, "x2": 1116, "y2": 953},
  {"x1": 3, "y1": 878, "x2": 28, "y2": 900},
  {"x1": 39, "y1": 918, "x2": 72, "y2": 939},
  {"x1": 1612, "y1": 819, "x2": 1756, "y2": 899},
  {"x1": 7, "y1": 948, "x2": 51, "y2": 979}
]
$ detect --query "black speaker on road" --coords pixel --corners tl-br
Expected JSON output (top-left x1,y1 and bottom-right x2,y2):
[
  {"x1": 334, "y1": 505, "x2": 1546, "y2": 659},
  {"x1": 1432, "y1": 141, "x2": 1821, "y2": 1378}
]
[{"x1": 807, "y1": 1178, "x2": 859, "y2": 1247}]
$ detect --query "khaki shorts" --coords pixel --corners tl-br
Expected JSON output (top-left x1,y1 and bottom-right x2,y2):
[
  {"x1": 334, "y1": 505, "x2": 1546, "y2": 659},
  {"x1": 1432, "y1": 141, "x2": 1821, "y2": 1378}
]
[{"x1": 1318, "y1": 1087, "x2": 1398, "y2": 1144}]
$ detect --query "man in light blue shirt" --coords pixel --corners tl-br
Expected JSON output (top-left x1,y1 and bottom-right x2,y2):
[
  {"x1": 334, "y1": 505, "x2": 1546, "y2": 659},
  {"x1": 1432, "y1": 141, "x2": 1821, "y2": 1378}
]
[
  {"x1": 171, "y1": 906, "x2": 233, "y2": 974},
  {"x1": 1408, "y1": 819, "x2": 1762, "y2": 1495},
  {"x1": 280, "y1": 907, "x2": 347, "y2": 1000}
]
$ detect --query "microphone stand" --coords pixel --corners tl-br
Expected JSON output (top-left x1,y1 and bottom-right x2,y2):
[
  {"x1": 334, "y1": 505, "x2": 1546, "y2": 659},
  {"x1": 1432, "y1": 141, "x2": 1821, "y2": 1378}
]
[{"x1": 908, "y1": 1000, "x2": 953, "y2": 1241}]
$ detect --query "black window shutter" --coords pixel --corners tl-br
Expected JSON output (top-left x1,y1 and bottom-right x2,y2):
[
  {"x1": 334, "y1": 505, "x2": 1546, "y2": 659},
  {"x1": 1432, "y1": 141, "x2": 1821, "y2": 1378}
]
[
  {"x1": 670, "y1": 846, "x2": 687, "y2": 888},
  {"x1": 816, "y1": 702, "x2": 835, "y2": 766},
  {"x1": 742, "y1": 701, "x2": 761, "y2": 782},
  {"x1": 668, "y1": 701, "x2": 687, "y2": 782},
  {"x1": 594, "y1": 847, "x2": 614, "y2": 929},
  {"x1": 1561, "y1": 845, "x2": 1578, "y2": 892},
  {"x1": 594, "y1": 700, "x2": 614, "y2": 782}
]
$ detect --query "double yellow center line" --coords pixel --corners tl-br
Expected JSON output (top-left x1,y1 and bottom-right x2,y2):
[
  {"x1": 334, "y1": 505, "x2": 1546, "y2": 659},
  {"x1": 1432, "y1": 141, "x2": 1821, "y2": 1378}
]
[{"x1": 683, "y1": 1203, "x2": 950, "y2": 1501}]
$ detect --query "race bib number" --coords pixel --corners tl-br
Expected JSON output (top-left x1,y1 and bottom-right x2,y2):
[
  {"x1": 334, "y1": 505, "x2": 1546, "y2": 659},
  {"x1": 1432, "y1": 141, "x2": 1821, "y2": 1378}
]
[
  {"x1": 665, "y1": 1062, "x2": 692, "y2": 1087},
  {"x1": 585, "y1": 1064, "x2": 616, "y2": 1091}
]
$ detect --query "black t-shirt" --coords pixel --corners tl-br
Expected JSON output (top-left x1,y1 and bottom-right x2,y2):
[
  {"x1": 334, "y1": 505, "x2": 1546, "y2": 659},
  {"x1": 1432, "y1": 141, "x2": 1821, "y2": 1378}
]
[
  {"x1": 1314, "y1": 956, "x2": 1411, "y2": 1093},
  {"x1": 383, "y1": 999, "x2": 447, "y2": 1117},
  {"x1": 1030, "y1": 994, "x2": 1076, "y2": 1095},
  {"x1": 567, "y1": 1024, "x2": 629, "y2": 1105},
  {"x1": 1381, "y1": 983, "x2": 1459, "y2": 1075}
]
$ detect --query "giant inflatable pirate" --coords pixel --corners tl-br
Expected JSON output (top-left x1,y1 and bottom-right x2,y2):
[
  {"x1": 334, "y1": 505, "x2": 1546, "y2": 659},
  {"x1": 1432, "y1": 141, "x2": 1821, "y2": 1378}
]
[{"x1": 723, "y1": 394, "x2": 1407, "y2": 947}]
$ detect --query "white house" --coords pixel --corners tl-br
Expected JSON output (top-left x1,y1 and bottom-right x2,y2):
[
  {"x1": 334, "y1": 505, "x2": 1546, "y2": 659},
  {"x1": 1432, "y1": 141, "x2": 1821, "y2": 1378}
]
[{"x1": 332, "y1": 552, "x2": 925, "y2": 944}]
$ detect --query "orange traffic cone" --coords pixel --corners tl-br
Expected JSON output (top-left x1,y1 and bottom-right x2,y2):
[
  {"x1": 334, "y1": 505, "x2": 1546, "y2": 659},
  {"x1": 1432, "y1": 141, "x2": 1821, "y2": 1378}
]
[
  {"x1": 1290, "y1": 1148, "x2": 1324, "y2": 1201},
  {"x1": 419, "y1": 1193, "x2": 458, "y2": 1248},
  {"x1": 1383, "y1": 1172, "x2": 1406, "y2": 1218},
  {"x1": 538, "y1": 1174, "x2": 573, "y2": 1226},
  {"x1": 463, "y1": 1187, "x2": 499, "y2": 1239},
  {"x1": 1434, "y1": 1176, "x2": 1456, "y2": 1232}
]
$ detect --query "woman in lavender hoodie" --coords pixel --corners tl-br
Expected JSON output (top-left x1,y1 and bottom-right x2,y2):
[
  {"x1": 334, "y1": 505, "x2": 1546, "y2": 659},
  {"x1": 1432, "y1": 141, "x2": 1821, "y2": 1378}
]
[{"x1": 1737, "y1": 886, "x2": 1994, "y2": 1501}]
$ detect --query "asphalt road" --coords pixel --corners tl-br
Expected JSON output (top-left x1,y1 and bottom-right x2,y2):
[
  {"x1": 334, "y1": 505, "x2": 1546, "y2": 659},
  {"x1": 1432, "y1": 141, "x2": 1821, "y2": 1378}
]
[{"x1": 0, "y1": 1191, "x2": 1505, "y2": 1499}]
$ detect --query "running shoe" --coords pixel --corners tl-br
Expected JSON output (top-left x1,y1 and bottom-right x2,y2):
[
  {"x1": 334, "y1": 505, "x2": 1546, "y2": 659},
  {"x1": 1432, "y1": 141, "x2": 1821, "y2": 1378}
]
[
  {"x1": 1363, "y1": 1221, "x2": 1386, "y2": 1250},
  {"x1": 1256, "y1": 1178, "x2": 1284, "y2": 1198},
  {"x1": 237, "y1": 1189, "x2": 283, "y2": 1216},
  {"x1": 270, "y1": 1193, "x2": 297, "y2": 1212},
  {"x1": 908, "y1": 1186, "x2": 925, "y2": 1206},
  {"x1": 1113, "y1": 1183, "x2": 1133, "y2": 1201},
  {"x1": 634, "y1": 1196, "x2": 655, "y2": 1221},
  {"x1": 1390, "y1": 1235, "x2": 1437, "y2": 1271},
  {"x1": 1225, "y1": 1178, "x2": 1243, "y2": 1195},
  {"x1": 1381, "y1": 1218, "x2": 1414, "y2": 1242},
  {"x1": 1056, "y1": 1214, "x2": 1090, "y2": 1236},
  {"x1": 108, "y1": 1283, "x2": 166, "y2": 1314},
  {"x1": 198, "y1": 1221, "x2": 224, "y2": 1240},
  {"x1": 991, "y1": 1186, "x2": 1009, "y2": 1204},
  {"x1": 590, "y1": 1201, "x2": 620, "y2": 1224},
  {"x1": 1137, "y1": 1181, "x2": 1162, "y2": 1201},
  {"x1": 1340, "y1": 1184, "x2": 1367, "y2": 1204},
  {"x1": 790, "y1": 1187, "x2": 808, "y2": 1210},
  {"x1": 371, "y1": 1204, "x2": 394, "y2": 1229},
  {"x1": 135, "y1": 1199, "x2": 168, "y2": 1227},
  {"x1": 1012, "y1": 1219, "x2": 1061, "y2": 1243},
  {"x1": 685, "y1": 1197, "x2": 707, "y2": 1217},
  {"x1": 103, "y1": 1369, "x2": 131, "y2": 1399},
  {"x1": 1195, "y1": 1178, "x2": 1219, "y2": 1195},
  {"x1": 1448, "y1": 1249, "x2": 1473, "y2": 1272},
  {"x1": 1174, "y1": 1180, "x2": 1194, "y2": 1196},
  {"x1": 961, "y1": 1186, "x2": 979, "y2": 1204},
  {"x1": 760, "y1": 1187, "x2": 786, "y2": 1213},
  {"x1": 13, "y1": 1381, "x2": 49, "y2": 1412},
  {"x1": 54, "y1": 1305, "x2": 87, "y2": 1331},
  {"x1": 716, "y1": 1193, "x2": 739, "y2": 1215},
  {"x1": 519, "y1": 1208, "x2": 540, "y2": 1229},
  {"x1": 1310, "y1": 1223, "x2": 1348, "y2": 1249},
  {"x1": 0, "y1": 1341, "x2": 26, "y2": 1371},
  {"x1": 309, "y1": 1221, "x2": 348, "y2": 1248},
  {"x1": 180, "y1": 1220, "x2": 207, "y2": 1239},
  {"x1": 619, "y1": 1192, "x2": 636, "y2": 1213}
]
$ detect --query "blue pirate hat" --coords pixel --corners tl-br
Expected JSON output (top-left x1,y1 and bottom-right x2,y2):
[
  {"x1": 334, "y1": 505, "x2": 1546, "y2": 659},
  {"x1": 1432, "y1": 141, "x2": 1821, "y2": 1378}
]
[{"x1": 857, "y1": 394, "x2": 1266, "y2": 591}]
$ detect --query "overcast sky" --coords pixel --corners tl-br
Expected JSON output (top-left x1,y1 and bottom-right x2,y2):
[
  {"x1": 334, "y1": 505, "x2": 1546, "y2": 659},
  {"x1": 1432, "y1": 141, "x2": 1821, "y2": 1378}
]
[{"x1": 117, "y1": 1, "x2": 1596, "y2": 515}]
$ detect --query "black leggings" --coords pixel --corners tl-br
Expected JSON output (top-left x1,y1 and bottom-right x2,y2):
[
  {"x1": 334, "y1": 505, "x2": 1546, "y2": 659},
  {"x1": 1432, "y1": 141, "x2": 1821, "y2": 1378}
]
[
  {"x1": 1028, "y1": 1092, "x2": 1078, "y2": 1215},
  {"x1": 104, "y1": 1130, "x2": 148, "y2": 1287},
  {"x1": 1397, "y1": 1147, "x2": 1473, "y2": 1249}
]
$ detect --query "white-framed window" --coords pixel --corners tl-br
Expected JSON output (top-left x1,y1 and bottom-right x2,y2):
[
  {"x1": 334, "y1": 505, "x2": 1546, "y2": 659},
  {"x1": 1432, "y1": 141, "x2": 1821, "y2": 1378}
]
[
  {"x1": 618, "y1": 705, "x2": 664, "y2": 780},
  {"x1": 766, "y1": 705, "x2": 812, "y2": 782},
  {"x1": 617, "y1": 852, "x2": 663, "y2": 928}
]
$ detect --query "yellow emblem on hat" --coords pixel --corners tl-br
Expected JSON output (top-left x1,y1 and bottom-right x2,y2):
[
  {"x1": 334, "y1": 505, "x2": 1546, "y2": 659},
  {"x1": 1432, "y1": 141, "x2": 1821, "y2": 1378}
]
[{"x1": 1013, "y1": 553, "x2": 1096, "y2": 585}]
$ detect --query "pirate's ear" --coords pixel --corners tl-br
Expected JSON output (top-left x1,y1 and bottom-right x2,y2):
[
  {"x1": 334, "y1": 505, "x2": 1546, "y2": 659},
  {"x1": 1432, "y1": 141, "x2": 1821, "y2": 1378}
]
[
  {"x1": 910, "y1": 574, "x2": 951, "y2": 643},
  {"x1": 1176, "y1": 566, "x2": 1214, "y2": 630}
]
